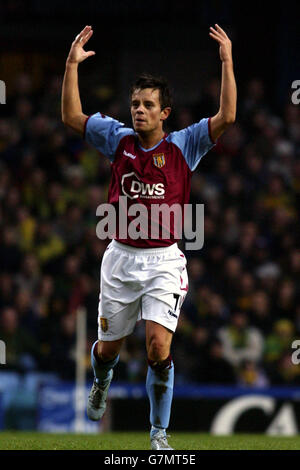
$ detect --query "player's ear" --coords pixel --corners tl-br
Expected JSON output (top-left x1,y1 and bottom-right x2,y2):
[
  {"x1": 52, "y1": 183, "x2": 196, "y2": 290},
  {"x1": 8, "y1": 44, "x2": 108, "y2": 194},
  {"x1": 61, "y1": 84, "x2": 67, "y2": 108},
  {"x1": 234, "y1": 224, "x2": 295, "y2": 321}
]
[{"x1": 161, "y1": 107, "x2": 171, "y2": 121}]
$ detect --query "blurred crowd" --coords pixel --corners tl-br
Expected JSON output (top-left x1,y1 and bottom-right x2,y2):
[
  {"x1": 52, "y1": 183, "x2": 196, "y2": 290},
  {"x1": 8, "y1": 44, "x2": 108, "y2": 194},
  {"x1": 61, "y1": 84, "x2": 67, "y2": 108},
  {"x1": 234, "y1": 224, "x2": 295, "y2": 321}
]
[{"x1": 1, "y1": 71, "x2": 300, "y2": 387}]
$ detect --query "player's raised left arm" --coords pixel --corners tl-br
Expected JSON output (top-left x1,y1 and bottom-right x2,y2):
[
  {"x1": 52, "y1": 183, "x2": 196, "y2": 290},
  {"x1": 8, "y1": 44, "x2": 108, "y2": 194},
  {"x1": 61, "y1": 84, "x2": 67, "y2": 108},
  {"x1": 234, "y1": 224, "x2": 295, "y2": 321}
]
[
  {"x1": 209, "y1": 24, "x2": 237, "y2": 142},
  {"x1": 62, "y1": 25, "x2": 96, "y2": 136}
]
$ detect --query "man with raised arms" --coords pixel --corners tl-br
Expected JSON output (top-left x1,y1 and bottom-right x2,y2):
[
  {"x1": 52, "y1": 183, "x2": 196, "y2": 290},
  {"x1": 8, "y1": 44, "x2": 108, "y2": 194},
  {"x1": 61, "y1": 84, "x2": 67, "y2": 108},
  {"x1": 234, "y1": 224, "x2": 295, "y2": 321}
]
[{"x1": 62, "y1": 24, "x2": 236, "y2": 449}]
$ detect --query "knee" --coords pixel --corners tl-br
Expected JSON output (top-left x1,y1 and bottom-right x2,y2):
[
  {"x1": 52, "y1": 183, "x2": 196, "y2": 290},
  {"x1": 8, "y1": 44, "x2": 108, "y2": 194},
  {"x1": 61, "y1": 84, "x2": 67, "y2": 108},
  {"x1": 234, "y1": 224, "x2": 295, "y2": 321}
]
[
  {"x1": 97, "y1": 342, "x2": 119, "y2": 363},
  {"x1": 147, "y1": 336, "x2": 169, "y2": 363}
]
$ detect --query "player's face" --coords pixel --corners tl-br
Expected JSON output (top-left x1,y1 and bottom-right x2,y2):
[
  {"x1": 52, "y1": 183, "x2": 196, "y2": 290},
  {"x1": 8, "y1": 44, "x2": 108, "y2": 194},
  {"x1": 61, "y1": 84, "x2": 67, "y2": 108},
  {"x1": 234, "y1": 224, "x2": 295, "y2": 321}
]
[{"x1": 130, "y1": 88, "x2": 170, "y2": 134}]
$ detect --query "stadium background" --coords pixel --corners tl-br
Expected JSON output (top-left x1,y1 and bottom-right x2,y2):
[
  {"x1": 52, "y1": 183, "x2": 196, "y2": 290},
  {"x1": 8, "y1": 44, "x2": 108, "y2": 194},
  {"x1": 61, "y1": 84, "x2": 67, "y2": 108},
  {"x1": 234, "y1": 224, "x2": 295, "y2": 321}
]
[{"x1": 0, "y1": 0, "x2": 300, "y2": 435}]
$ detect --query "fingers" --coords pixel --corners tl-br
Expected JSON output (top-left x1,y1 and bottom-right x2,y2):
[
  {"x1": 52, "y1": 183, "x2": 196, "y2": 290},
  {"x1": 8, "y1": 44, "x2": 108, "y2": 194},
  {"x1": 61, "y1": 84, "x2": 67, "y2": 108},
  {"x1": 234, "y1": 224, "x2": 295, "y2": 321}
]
[
  {"x1": 209, "y1": 26, "x2": 222, "y2": 40},
  {"x1": 85, "y1": 51, "x2": 96, "y2": 58},
  {"x1": 209, "y1": 30, "x2": 222, "y2": 43},
  {"x1": 74, "y1": 25, "x2": 92, "y2": 45},
  {"x1": 214, "y1": 24, "x2": 228, "y2": 37},
  {"x1": 81, "y1": 29, "x2": 94, "y2": 46},
  {"x1": 209, "y1": 24, "x2": 230, "y2": 43}
]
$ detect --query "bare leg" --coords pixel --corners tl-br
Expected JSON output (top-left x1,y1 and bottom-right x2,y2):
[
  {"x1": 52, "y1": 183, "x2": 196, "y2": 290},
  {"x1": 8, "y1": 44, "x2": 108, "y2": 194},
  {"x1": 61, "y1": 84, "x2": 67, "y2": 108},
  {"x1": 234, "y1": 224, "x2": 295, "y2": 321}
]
[{"x1": 96, "y1": 337, "x2": 126, "y2": 362}]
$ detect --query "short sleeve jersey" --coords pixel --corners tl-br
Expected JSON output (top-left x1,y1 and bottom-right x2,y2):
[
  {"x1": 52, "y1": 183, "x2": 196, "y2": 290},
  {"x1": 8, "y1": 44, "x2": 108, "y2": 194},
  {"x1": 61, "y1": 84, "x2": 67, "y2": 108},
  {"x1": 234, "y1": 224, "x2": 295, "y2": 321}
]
[{"x1": 85, "y1": 113, "x2": 215, "y2": 248}]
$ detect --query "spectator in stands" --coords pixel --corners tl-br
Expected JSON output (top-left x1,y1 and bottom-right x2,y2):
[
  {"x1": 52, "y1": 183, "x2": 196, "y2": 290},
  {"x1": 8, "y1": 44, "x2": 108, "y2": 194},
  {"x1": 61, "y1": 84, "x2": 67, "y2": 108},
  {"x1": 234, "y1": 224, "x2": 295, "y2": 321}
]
[
  {"x1": 202, "y1": 338, "x2": 236, "y2": 384},
  {"x1": 49, "y1": 313, "x2": 77, "y2": 380},
  {"x1": 263, "y1": 319, "x2": 296, "y2": 384},
  {"x1": 15, "y1": 253, "x2": 40, "y2": 293},
  {"x1": 249, "y1": 290, "x2": 273, "y2": 335},
  {"x1": 237, "y1": 359, "x2": 269, "y2": 387},
  {"x1": 0, "y1": 306, "x2": 40, "y2": 371},
  {"x1": 218, "y1": 311, "x2": 264, "y2": 369},
  {"x1": 273, "y1": 279, "x2": 298, "y2": 320}
]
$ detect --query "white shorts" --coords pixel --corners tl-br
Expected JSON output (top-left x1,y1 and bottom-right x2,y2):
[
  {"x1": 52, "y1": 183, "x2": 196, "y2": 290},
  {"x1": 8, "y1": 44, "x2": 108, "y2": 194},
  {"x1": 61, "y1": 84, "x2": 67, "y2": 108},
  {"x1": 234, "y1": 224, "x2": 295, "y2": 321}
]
[{"x1": 97, "y1": 240, "x2": 189, "y2": 341}]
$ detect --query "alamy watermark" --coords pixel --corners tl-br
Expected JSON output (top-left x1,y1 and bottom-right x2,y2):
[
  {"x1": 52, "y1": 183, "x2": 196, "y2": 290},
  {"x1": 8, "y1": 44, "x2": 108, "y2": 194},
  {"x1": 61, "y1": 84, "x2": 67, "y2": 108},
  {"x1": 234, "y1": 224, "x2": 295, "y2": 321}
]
[
  {"x1": 96, "y1": 196, "x2": 204, "y2": 250},
  {"x1": 0, "y1": 340, "x2": 6, "y2": 365},
  {"x1": 291, "y1": 80, "x2": 300, "y2": 105},
  {"x1": 0, "y1": 80, "x2": 6, "y2": 104},
  {"x1": 291, "y1": 340, "x2": 300, "y2": 365}
]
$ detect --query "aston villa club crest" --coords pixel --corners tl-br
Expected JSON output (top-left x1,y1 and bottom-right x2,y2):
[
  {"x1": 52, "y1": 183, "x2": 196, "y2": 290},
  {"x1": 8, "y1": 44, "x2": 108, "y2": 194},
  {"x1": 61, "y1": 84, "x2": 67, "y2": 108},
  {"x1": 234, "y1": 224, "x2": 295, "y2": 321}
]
[
  {"x1": 153, "y1": 153, "x2": 165, "y2": 168},
  {"x1": 100, "y1": 317, "x2": 108, "y2": 332}
]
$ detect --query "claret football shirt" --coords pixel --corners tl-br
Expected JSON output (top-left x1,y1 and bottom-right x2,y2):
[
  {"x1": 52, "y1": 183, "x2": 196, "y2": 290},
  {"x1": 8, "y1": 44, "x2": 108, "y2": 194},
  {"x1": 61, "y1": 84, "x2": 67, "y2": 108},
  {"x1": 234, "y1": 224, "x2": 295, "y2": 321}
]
[{"x1": 84, "y1": 113, "x2": 215, "y2": 248}]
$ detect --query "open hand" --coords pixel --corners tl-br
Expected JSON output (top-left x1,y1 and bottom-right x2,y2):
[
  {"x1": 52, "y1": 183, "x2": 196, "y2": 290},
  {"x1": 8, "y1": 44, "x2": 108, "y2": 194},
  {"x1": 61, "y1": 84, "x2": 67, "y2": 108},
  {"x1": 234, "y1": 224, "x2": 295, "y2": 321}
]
[
  {"x1": 209, "y1": 24, "x2": 232, "y2": 63},
  {"x1": 67, "y1": 25, "x2": 96, "y2": 64}
]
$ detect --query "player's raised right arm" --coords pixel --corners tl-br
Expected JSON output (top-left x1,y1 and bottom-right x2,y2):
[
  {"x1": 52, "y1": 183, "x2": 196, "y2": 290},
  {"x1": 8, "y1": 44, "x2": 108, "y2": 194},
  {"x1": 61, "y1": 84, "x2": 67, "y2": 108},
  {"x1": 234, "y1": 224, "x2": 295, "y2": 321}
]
[{"x1": 61, "y1": 25, "x2": 96, "y2": 135}]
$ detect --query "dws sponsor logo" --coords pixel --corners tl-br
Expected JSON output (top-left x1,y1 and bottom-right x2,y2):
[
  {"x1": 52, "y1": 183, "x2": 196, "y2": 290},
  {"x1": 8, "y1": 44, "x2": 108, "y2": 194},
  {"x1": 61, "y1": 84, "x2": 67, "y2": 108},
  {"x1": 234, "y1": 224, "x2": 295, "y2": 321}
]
[{"x1": 121, "y1": 172, "x2": 165, "y2": 199}]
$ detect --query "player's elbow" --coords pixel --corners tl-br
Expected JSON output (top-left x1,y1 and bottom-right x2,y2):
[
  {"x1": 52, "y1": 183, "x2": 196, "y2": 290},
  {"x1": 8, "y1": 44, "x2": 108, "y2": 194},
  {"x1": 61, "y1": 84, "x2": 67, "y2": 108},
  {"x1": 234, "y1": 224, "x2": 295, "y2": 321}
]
[
  {"x1": 223, "y1": 114, "x2": 235, "y2": 125},
  {"x1": 61, "y1": 109, "x2": 69, "y2": 125},
  {"x1": 62, "y1": 112, "x2": 73, "y2": 127},
  {"x1": 62, "y1": 113, "x2": 86, "y2": 136},
  {"x1": 216, "y1": 111, "x2": 236, "y2": 128},
  {"x1": 61, "y1": 114, "x2": 68, "y2": 126}
]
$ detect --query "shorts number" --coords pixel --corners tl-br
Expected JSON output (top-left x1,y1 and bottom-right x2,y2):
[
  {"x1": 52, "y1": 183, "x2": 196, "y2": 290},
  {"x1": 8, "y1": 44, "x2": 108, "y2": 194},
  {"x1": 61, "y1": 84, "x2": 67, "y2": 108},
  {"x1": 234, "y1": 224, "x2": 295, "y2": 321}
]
[{"x1": 173, "y1": 293, "x2": 180, "y2": 312}]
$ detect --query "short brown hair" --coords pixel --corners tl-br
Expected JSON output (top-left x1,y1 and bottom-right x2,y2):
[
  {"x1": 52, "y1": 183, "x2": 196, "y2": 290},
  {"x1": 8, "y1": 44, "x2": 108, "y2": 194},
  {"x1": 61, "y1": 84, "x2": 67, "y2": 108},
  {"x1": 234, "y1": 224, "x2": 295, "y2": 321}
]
[{"x1": 130, "y1": 73, "x2": 173, "y2": 110}]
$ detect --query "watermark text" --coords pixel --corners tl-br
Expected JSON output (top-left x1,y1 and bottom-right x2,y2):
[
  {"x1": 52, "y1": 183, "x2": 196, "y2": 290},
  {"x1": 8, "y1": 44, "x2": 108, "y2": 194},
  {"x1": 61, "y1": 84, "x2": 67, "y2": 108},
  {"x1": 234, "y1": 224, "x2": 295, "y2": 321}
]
[
  {"x1": 291, "y1": 340, "x2": 300, "y2": 365},
  {"x1": 96, "y1": 196, "x2": 204, "y2": 250},
  {"x1": 0, "y1": 80, "x2": 6, "y2": 104},
  {"x1": 0, "y1": 340, "x2": 6, "y2": 364},
  {"x1": 291, "y1": 80, "x2": 300, "y2": 105}
]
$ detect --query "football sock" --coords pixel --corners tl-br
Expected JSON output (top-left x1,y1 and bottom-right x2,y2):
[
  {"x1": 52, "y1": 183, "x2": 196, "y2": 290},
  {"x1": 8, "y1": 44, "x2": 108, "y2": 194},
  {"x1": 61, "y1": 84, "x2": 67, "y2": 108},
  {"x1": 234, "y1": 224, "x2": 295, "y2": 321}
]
[
  {"x1": 151, "y1": 425, "x2": 166, "y2": 437},
  {"x1": 91, "y1": 340, "x2": 119, "y2": 384},
  {"x1": 146, "y1": 355, "x2": 174, "y2": 436}
]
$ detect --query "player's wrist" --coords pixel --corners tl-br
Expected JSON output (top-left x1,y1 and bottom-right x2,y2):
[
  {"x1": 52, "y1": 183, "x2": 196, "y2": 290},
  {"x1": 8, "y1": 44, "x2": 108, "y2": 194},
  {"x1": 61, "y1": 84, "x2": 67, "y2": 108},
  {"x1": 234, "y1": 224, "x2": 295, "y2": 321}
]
[
  {"x1": 221, "y1": 58, "x2": 233, "y2": 66},
  {"x1": 66, "y1": 58, "x2": 79, "y2": 67}
]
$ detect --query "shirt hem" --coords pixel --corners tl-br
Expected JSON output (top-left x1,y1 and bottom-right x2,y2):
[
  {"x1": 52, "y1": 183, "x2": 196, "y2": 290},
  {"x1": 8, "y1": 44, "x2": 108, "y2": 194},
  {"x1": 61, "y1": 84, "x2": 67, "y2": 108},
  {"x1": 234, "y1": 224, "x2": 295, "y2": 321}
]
[{"x1": 83, "y1": 114, "x2": 92, "y2": 140}]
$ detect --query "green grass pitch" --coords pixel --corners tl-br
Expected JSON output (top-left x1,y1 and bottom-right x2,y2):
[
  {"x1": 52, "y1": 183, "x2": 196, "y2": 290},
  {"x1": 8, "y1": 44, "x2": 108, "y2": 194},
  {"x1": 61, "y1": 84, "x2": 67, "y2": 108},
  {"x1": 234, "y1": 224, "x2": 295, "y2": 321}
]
[{"x1": 0, "y1": 432, "x2": 299, "y2": 450}]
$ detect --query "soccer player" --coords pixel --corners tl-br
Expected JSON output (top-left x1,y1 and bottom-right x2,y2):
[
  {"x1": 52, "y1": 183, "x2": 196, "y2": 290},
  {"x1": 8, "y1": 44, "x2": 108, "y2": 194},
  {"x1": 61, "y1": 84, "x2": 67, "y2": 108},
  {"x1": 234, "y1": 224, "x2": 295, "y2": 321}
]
[{"x1": 62, "y1": 24, "x2": 236, "y2": 449}]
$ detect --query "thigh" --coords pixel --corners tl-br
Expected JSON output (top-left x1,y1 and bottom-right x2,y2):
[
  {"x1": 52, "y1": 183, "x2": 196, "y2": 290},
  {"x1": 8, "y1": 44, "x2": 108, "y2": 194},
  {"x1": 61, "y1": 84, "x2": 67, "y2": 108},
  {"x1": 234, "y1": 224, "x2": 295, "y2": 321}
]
[
  {"x1": 98, "y1": 298, "x2": 141, "y2": 341},
  {"x1": 98, "y1": 242, "x2": 143, "y2": 341},
  {"x1": 141, "y1": 247, "x2": 189, "y2": 333},
  {"x1": 141, "y1": 280, "x2": 187, "y2": 334}
]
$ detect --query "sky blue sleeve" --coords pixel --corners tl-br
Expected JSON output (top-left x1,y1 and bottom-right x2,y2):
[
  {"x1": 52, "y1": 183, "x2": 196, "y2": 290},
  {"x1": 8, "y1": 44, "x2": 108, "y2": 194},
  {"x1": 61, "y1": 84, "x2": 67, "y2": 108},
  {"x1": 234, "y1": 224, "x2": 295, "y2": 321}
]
[
  {"x1": 168, "y1": 117, "x2": 215, "y2": 171},
  {"x1": 84, "y1": 113, "x2": 134, "y2": 162}
]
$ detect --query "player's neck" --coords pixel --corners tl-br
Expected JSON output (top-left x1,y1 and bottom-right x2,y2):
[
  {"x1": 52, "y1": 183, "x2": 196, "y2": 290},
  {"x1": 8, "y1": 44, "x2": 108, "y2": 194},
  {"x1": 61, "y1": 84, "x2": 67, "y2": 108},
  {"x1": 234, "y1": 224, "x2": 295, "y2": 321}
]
[{"x1": 137, "y1": 129, "x2": 165, "y2": 150}]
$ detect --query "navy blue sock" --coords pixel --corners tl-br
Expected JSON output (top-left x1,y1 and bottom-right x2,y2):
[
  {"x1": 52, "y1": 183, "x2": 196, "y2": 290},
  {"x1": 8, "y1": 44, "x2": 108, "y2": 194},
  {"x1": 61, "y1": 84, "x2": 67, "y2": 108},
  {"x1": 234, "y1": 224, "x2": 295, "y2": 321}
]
[
  {"x1": 91, "y1": 340, "x2": 119, "y2": 384},
  {"x1": 146, "y1": 355, "x2": 174, "y2": 437}
]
